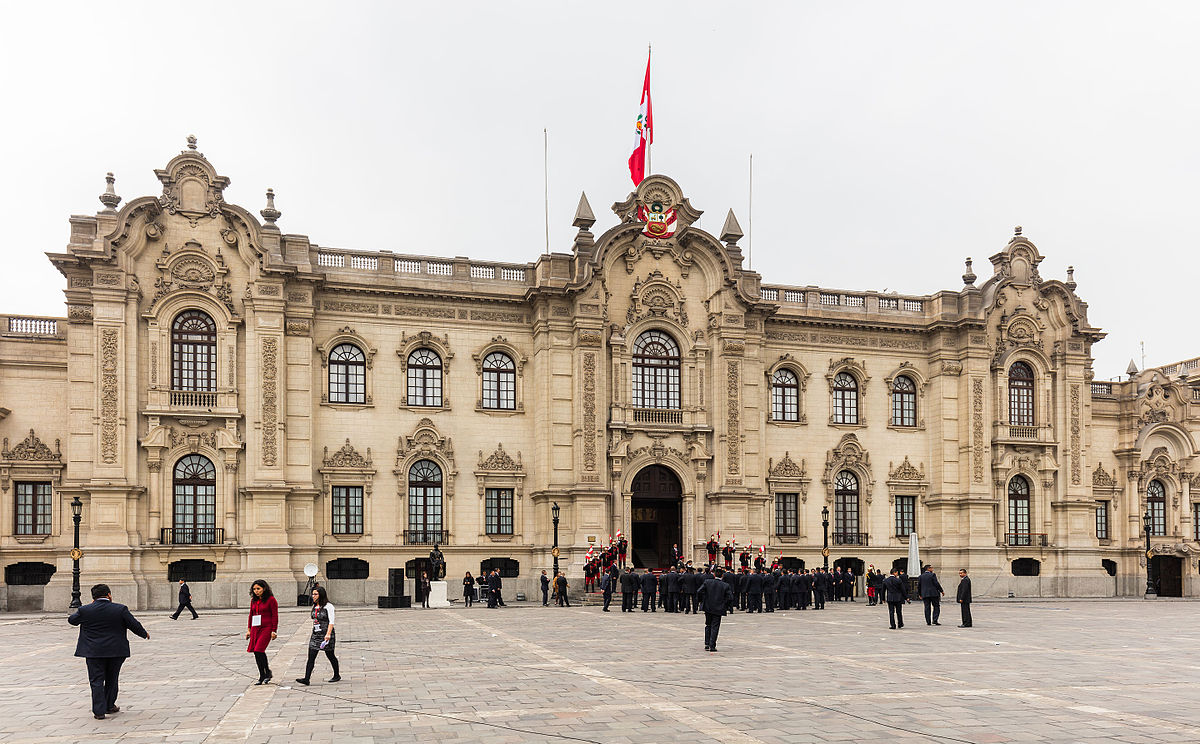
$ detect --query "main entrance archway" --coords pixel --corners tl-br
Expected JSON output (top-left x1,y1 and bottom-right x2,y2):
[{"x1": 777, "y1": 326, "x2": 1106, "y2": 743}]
[{"x1": 630, "y1": 465, "x2": 682, "y2": 569}]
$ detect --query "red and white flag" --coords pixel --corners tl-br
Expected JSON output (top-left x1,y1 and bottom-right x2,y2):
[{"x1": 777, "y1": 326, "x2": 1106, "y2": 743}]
[{"x1": 628, "y1": 51, "x2": 653, "y2": 185}]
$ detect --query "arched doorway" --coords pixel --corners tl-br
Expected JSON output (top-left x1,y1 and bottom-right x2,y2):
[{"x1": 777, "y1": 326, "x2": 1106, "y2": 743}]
[{"x1": 630, "y1": 465, "x2": 682, "y2": 569}]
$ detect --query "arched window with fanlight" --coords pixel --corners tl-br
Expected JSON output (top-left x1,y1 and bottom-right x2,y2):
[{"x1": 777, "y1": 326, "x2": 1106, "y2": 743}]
[
  {"x1": 833, "y1": 471, "x2": 862, "y2": 544},
  {"x1": 771, "y1": 369, "x2": 800, "y2": 421},
  {"x1": 1008, "y1": 475, "x2": 1031, "y2": 545},
  {"x1": 407, "y1": 349, "x2": 443, "y2": 407},
  {"x1": 632, "y1": 330, "x2": 680, "y2": 409},
  {"x1": 1147, "y1": 479, "x2": 1167, "y2": 536},
  {"x1": 1008, "y1": 362, "x2": 1035, "y2": 426},
  {"x1": 407, "y1": 460, "x2": 443, "y2": 544},
  {"x1": 173, "y1": 455, "x2": 217, "y2": 545},
  {"x1": 832, "y1": 372, "x2": 859, "y2": 424},
  {"x1": 482, "y1": 351, "x2": 516, "y2": 410},
  {"x1": 891, "y1": 375, "x2": 917, "y2": 427},
  {"x1": 172, "y1": 310, "x2": 216, "y2": 392},
  {"x1": 328, "y1": 344, "x2": 366, "y2": 404}
]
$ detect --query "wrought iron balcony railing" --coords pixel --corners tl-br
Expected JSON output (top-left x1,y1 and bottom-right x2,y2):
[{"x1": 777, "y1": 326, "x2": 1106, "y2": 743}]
[
  {"x1": 403, "y1": 530, "x2": 449, "y2": 546},
  {"x1": 1005, "y1": 532, "x2": 1047, "y2": 547},
  {"x1": 161, "y1": 527, "x2": 224, "y2": 545},
  {"x1": 832, "y1": 532, "x2": 870, "y2": 546}
]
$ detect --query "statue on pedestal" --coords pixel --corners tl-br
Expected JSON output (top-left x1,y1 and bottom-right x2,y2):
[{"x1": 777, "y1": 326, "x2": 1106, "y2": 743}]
[{"x1": 429, "y1": 544, "x2": 446, "y2": 580}]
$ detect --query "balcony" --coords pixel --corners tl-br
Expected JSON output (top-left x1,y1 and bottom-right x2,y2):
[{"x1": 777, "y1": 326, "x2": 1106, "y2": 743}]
[
  {"x1": 632, "y1": 408, "x2": 684, "y2": 425},
  {"x1": 993, "y1": 423, "x2": 1055, "y2": 445},
  {"x1": 832, "y1": 532, "x2": 870, "y2": 546},
  {"x1": 403, "y1": 530, "x2": 449, "y2": 546},
  {"x1": 161, "y1": 527, "x2": 224, "y2": 545},
  {"x1": 1005, "y1": 532, "x2": 1047, "y2": 547},
  {"x1": 170, "y1": 390, "x2": 218, "y2": 407}
]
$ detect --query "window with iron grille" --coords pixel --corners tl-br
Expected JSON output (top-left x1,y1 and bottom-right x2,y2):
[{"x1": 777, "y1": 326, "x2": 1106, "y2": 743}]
[
  {"x1": 14, "y1": 482, "x2": 52, "y2": 535},
  {"x1": 1147, "y1": 480, "x2": 1166, "y2": 536},
  {"x1": 832, "y1": 372, "x2": 858, "y2": 424},
  {"x1": 482, "y1": 352, "x2": 516, "y2": 410},
  {"x1": 171, "y1": 310, "x2": 216, "y2": 391},
  {"x1": 485, "y1": 488, "x2": 514, "y2": 535},
  {"x1": 632, "y1": 330, "x2": 680, "y2": 409},
  {"x1": 895, "y1": 495, "x2": 916, "y2": 538},
  {"x1": 774, "y1": 493, "x2": 798, "y2": 536},
  {"x1": 1008, "y1": 362, "x2": 1035, "y2": 426},
  {"x1": 891, "y1": 375, "x2": 917, "y2": 427},
  {"x1": 326, "y1": 557, "x2": 370, "y2": 580},
  {"x1": 408, "y1": 460, "x2": 443, "y2": 536},
  {"x1": 328, "y1": 343, "x2": 366, "y2": 404},
  {"x1": 4, "y1": 562, "x2": 55, "y2": 585},
  {"x1": 1008, "y1": 475, "x2": 1031, "y2": 537},
  {"x1": 480, "y1": 557, "x2": 520, "y2": 578},
  {"x1": 173, "y1": 455, "x2": 216, "y2": 544},
  {"x1": 1194, "y1": 502, "x2": 1200, "y2": 541},
  {"x1": 771, "y1": 369, "x2": 799, "y2": 421},
  {"x1": 332, "y1": 485, "x2": 364, "y2": 535},
  {"x1": 834, "y1": 471, "x2": 859, "y2": 535},
  {"x1": 168, "y1": 559, "x2": 216, "y2": 582},
  {"x1": 1096, "y1": 500, "x2": 1109, "y2": 540},
  {"x1": 407, "y1": 348, "x2": 443, "y2": 406}
]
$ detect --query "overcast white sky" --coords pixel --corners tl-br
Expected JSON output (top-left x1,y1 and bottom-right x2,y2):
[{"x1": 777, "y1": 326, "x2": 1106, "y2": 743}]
[{"x1": 1, "y1": 2, "x2": 1195, "y2": 378}]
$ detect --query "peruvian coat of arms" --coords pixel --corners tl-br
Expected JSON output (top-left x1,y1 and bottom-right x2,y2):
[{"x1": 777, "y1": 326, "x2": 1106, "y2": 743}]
[{"x1": 637, "y1": 200, "x2": 677, "y2": 239}]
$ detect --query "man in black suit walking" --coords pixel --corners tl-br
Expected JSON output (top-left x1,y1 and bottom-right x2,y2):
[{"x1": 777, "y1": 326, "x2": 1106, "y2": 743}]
[
  {"x1": 620, "y1": 567, "x2": 638, "y2": 612},
  {"x1": 696, "y1": 567, "x2": 733, "y2": 652},
  {"x1": 640, "y1": 569, "x2": 658, "y2": 612},
  {"x1": 883, "y1": 569, "x2": 909, "y2": 629},
  {"x1": 68, "y1": 584, "x2": 150, "y2": 720},
  {"x1": 918, "y1": 565, "x2": 945, "y2": 626},
  {"x1": 170, "y1": 578, "x2": 198, "y2": 620},
  {"x1": 956, "y1": 568, "x2": 973, "y2": 627}
]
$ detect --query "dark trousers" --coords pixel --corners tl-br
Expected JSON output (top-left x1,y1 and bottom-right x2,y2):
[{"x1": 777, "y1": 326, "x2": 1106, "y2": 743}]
[
  {"x1": 85, "y1": 657, "x2": 124, "y2": 717},
  {"x1": 748, "y1": 593, "x2": 762, "y2": 613},
  {"x1": 923, "y1": 597, "x2": 941, "y2": 624},
  {"x1": 542, "y1": 588, "x2": 549, "y2": 606},
  {"x1": 557, "y1": 590, "x2": 570, "y2": 607},
  {"x1": 888, "y1": 601, "x2": 905, "y2": 628},
  {"x1": 641, "y1": 592, "x2": 656, "y2": 611},
  {"x1": 671, "y1": 592, "x2": 681, "y2": 612},
  {"x1": 800, "y1": 591, "x2": 810, "y2": 609},
  {"x1": 765, "y1": 592, "x2": 775, "y2": 612},
  {"x1": 622, "y1": 592, "x2": 634, "y2": 612},
  {"x1": 682, "y1": 594, "x2": 693, "y2": 613},
  {"x1": 704, "y1": 612, "x2": 723, "y2": 650},
  {"x1": 171, "y1": 600, "x2": 197, "y2": 619},
  {"x1": 960, "y1": 601, "x2": 972, "y2": 627},
  {"x1": 487, "y1": 590, "x2": 498, "y2": 608},
  {"x1": 303, "y1": 644, "x2": 340, "y2": 681},
  {"x1": 814, "y1": 590, "x2": 825, "y2": 609},
  {"x1": 602, "y1": 589, "x2": 612, "y2": 610}
]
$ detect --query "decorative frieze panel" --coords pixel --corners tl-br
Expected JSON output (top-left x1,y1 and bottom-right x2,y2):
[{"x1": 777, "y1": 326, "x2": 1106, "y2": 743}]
[
  {"x1": 972, "y1": 377, "x2": 985, "y2": 483},
  {"x1": 1070, "y1": 384, "x2": 1082, "y2": 485},
  {"x1": 727, "y1": 360, "x2": 740, "y2": 474},
  {"x1": 100, "y1": 327, "x2": 120, "y2": 464},
  {"x1": 261, "y1": 337, "x2": 279, "y2": 466},
  {"x1": 583, "y1": 353, "x2": 597, "y2": 471}
]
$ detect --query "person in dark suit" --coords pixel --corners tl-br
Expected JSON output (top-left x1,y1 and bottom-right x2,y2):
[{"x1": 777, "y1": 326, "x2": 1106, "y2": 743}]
[
  {"x1": 812, "y1": 568, "x2": 827, "y2": 610},
  {"x1": 918, "y1": 565, "x2": 945, "y2": 625},
  {"x1": 745, "y1": 569, "x2": 763, "y2": 613},
  {"x1": 554, "y1": 572, "x2": 570, "y2": 606},
  {"x1": 883, "y1": 569, "x2": 909, "y2": 629},
  {"x1": 696, "y1": 568, "x2": 733, "y2": 652},
  {"x1": 600, "y1": 568, "x2": 613, "y2": 611},
  {"x1": 680, "y1": 566, "x2": 698, "y2": 614},
  {"x1": 170, "y1": 578, "x2": 198, "y2": 620},
  {"x1": 956, "y1": 569, "x2": 973, "y2": 627},
  {"x1": 68, "y1": 583, "x2": 150, "y2": 719},
  {"x1": 486, "y1": 570, "x2": 501, "y2": 608},
  {"x1": 640, "y1": 569, "x2": 658, "y2": 612},
  {"x1": 722, "y1": 567, "x2": 738, "y2": 615},
  {"x1": 620, "y1": 568, "x2": 638, "y2": 612},
  {"x1": 540, "y1": 570, "x2": 551, "y2": 606},
  {"x1": 663, "y1": 567, "x2": 679, "y2": 612}
]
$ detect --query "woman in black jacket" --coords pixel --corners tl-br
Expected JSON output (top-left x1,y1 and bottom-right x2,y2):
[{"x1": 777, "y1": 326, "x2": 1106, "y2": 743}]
[{"x1": 462, "y1": 571, "x2": 475, "y2": 608}]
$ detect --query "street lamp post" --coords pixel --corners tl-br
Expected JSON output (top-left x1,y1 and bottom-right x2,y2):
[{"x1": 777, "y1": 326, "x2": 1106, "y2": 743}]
[
  {"x1": 551, "y1": 502, "x2": 561, "y2": 577},
  {"x1": 69, "y1": 496, "x2": 83, "y2": 609},
  {"x1": 821, "y1": 505, "x2": 830, "y2": 570},
  {"x1": 1143, "y1": 508, "x2": 1157, "y2": 599}
]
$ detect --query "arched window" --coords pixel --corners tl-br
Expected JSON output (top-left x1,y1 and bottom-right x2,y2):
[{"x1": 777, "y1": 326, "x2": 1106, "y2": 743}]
[
  {"x1": 632, "y1": 330, "x2": 680, "y2": 409},
  {"x1": 407, "y1": 460, "x2": 443, "y2": 544},
  {"x1": 891, "y1": 375, "x2": 917, "y2": 427},
  {"x1": 832, "y1": 372, "x2": 858, "y2": 424},
  {"x1": 1008, "y1": 475, "x2": 1031, "y2": 545},
  {"x1": 328, "y1": 344, "x2": 366, "y2": 404},
  {"x1": 407, "y1": 349, "x2": 443, "y2": 407},
  {"x1": 173, "y1": 455, "x2": 217, "y2": 545},
  {"x1": 1008, "y1": 362, "x2": 1035, "y2": 426},
  {"x1": 482, "y1": 351, "x2": 516, "y2": 410},
  {"x1": 833, "y1": 471, "x2": 862, "y2": 544},
  {"x1": 172, "y1": 310, "x2": 216, "y2": 392},
  {"x1": 1147, "y1": 479, "x2": 1166, "y2": 536},
  {"x1": 771, "y1": 369, "x2": 800, "y2": 421}
]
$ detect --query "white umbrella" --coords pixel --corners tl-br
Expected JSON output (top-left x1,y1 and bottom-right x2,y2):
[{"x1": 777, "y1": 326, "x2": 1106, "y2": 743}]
[{"x1": 907, "y1": 532, "x2": 921, "y2": 577}]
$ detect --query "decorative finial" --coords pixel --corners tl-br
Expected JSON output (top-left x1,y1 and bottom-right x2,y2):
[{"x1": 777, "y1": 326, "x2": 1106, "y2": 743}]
[
  {"x1": 260, "y1": 188, "x2": 281, "y2": 225},
  {"x1": 1014, "y1": 225, "x2": 1022, "y2": 236},
  {"x1": 962, "y1": 257, "x2": 976, "y2": 286},
  {"x1": 187, "y1": 134, "x2": 198, "y2": 150},
  {"x1": 98, "y1": 172, "x2": 121, "y2": 211},
  {"x1": 720, "y1": 209, "x2": 744, "y2": 246},
  {"x1": 1065, "y1": 265, "x2": 1076, "y2": 291},
  {"x1": 572, "y1": 191, "x2": 596, "y2": 230}
]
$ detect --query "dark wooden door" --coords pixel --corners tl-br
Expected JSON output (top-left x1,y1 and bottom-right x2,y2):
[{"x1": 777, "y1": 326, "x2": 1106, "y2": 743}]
[{"x1": 1152, "y1": 556, "x2": 1183, "y2": 597}]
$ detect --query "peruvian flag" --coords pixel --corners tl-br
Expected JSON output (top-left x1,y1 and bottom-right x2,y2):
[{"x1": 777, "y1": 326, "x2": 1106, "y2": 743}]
[{"x1": 628, "y1": 51, "x2": 653, "y2": 185}]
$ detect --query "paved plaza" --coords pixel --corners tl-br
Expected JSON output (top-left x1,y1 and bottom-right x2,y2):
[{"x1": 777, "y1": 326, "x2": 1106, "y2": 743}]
[{"x1": 1, "y1": 596, "x2": 1198, "y2": 743}]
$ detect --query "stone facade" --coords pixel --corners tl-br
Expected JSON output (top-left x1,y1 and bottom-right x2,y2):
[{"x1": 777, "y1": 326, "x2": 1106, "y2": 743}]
[{"x1": 2, "y1": 141, "x2": 1198, "y2": 610}]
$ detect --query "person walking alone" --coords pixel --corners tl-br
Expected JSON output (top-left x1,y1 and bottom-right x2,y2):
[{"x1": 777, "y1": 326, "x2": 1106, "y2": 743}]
[
  {"x1": 170, "y1": 578, "x2": 198, "y2": 620},
  {"x1": 296, "y1": 586, "x2": 340, "y2": 685},
  {"x1": 462, "y1": 571, "x2": 475, "y2": 608},
  {"x1": 245, "y1": 580, "x2": 278, "y2": 685},
  {"x1": 883, "y1": 569, "x2": 909, "y2": 629},
  {"x1": 540, "y1": 570, "x2": 550, "y2": 606},
  {"x1": 68, "y1": 583, "x2": 150, "y2": 720},
  {"x1": 918, "y1": 565, "x2": 945, "y2": 626},
  {"x1": 697, "y1": 568, "x2": 733, "y2": 652},
  {"x1": 956, "y1": 569, "x2": 973, "y2": 628},
  {"x1": 419, "y1": 571, "x2": 431, "y2": 609}
]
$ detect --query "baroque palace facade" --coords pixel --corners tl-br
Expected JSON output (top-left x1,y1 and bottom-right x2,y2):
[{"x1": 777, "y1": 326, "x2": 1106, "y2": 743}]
[{"x1": 2, "y1": 140, "x2": 1199, "y2": 610}]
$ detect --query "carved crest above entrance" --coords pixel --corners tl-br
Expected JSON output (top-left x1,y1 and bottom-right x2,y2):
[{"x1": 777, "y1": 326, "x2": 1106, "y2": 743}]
[
  {"x1": 611, "y1": 175, "x2": 703, "y2": 275},
  {"x1": 155, "y1": 136, "x2": 230, "y2": 221},
  {"x1": 627, "y1": 270, "x2": 688, "y2": 328}
]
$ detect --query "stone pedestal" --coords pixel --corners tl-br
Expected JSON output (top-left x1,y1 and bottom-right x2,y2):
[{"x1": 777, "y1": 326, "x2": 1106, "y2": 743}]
[{"x1": 427, "y1": 581, "x2": 451, "y2": 608}]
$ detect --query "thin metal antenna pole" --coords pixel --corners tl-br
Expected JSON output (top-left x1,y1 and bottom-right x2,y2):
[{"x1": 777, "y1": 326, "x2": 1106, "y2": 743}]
[
  {"x1": 748, "y1": 153, "x2": 753, "y2": 269},
  {"x1": 544, "y1": 128, "x2": 550, "y2": 255}
]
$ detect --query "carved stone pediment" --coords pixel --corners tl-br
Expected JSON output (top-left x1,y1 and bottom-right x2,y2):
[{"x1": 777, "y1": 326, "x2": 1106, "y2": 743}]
[
  {"x1": 0, "y1": 429, "x2": 65, "y2": 492},
  {"x1": 888, "y1": 456, "x2": 925, "y2": 482},
  {"x1": 626, "y1": 270, "x2": 689, "y2": 327},
  {"x1": 769, "y1": 452, "x2": 806, "y2": 478},
  {"x1": 822, "y1": 433, "x2": 875, "y2": 503},
  {"x1": 154, "y1": 138, "x2": 230, "y2": 221},
  {"x1": 324, "y1": 439, "x2": 372, "y2": 469},
  {"x1": 1093, "y1": 462, "x2": 1116, "y2": 489},
  {"x1": 477, "y1": 443, "x2": 522, "y2": 472},
  {"x1": 2, "y1": 429, "x2": 60, "y2": 461},
  {"x1": 396, "y1": 418, "x2": 456, "y2": 476}
]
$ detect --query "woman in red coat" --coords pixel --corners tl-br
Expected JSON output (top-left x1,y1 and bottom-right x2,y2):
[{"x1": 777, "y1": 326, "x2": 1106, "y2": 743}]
[{"x1": 245, "y1": 580, "x2": 279, "y2": 684}]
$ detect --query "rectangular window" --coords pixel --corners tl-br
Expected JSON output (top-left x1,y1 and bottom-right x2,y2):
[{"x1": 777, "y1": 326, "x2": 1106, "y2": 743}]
[
  {"x1": 331, "y1": 485, "x2": 364, "y2": 535},
  {"x1": 832, "y1": 389, "x2": 858, "y2": 424},
  {"x1": 1096, "y1": 501, "x2": 1109, "y2": 540},
  {"x1": 1194, "y1": 503, "x2": 1200, "y2": 542},
  {"x1": 485, "y1": 488, "x2": 514, "y2": 535},
  {"x1": 771, "y1": 382, "x2": 798, "y2": 421},
  {"x1": 1148, "y1": 498, "x2": 1166, "y2": 536},
  {"x1": 774, "y1": 493, "x2": 798, "y2": 536},
  {"x1": 1008, "y1": 495, "x2": 1030, "y2": 542},
  {"x1": 895, "y1": 495, "x2": 916, "y2": 538},
  {"x1": 15, "y1": 482, "x2": 52, "y2": 535}
]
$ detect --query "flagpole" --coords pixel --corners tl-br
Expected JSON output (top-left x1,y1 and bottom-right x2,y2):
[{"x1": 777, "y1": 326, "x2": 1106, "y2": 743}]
[
  {"x1": 544, "y1": 128, "x2": 550, "y2": 256},
  {"x1": 646, "y1": 44, "x2": 652, "y2": 178},
  {"x1": 748, "y1": 152, "x2": 753, "y2": 269}
]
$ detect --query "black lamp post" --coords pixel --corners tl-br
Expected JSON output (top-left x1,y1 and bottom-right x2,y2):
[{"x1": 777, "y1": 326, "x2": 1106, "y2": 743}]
[
  {"x1": 821, "y1": 505, "x2": 830, "y2": 570},
  {"x1": 551, "y1": 502, "x2": 561, "y2": 577},
  {"x1": 69, "y1": 496, "x2": 83, "y2": 609},
  {"x1": 1143, "y1": 508, "x2": 1156, "y2": 599}
]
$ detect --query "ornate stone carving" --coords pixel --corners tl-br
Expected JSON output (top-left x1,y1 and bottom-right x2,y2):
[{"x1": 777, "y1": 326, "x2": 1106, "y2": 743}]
[
  {"x1": 171, "y1": 257, "x2": 216, "y2": 286},
  {"x1": 1093, "y1": 463, "x2": 1116, "y2": 489},
  {"x1": 888, "y1": 456, "x2": 925, "y2": 481},
  {"x1": 769, "y1": 452, "x2": 806, "y2": 478},
  {"x1": 287, "y1": 291, "x2": 309, "y2": 303},
  {"x1": 324, "y1": 439, "x2": 372, "y2": 468},
  {"x1": 150, "y1": 342, "x2": 158, "y2": 385},
  {"x1": 397, "y1": 418, "x2": 455, "y2": 465},
  {"x1": 286, "y1": 319, "x2": 311, "y2": 337},
  {"x1": 1070, "y1": 384, "x2": 1081, "y2": 485},
  {"x1": 727, "y1": 361, "x2": 740, "y2": 474},
  {"x1": 940, "y1": 360, "x2": 963, "y2": 376},
  {"x1": 67, "y1": 305, "x2": 93, "y2": 323},
  {"x1": 471, "y1": 310, "x2": 526, "y2": 323},
  {"x1": 823, "y1": 433, "x2": 875, "y2": 503},
  {"x1": 478, "y1": 443, "x2": 522, "y2": 471},
  {"x1": 324, "y1": 300, "x2": 378, "y2": 314},
  {"x1": 577, "y1": 330, "x2": 603, "y2": 347},
  {"x1": 583, "y1": 353, "x2": 597, "y2": 471},
  {"x1": 261, "y1": 337, "x2": 278, "y2": 466},
  {"x1": 972, "y1": 377, "x2": 985, "y2": 483},
  {"x1": 100, "y1": 328, "x2": 119, "y2": 464},
  {"x1": 626, "y1": 270, "x2": 689, "y2": 328},
  {"x1": 723, "y1": 341, "x2": 745, "y2": 356},
  {"x1": 2, "y1": 430, "x2": 61, "y2": 461},
  {"x1": 258, "y1": 284, "x2": 282, "y2": 296}
]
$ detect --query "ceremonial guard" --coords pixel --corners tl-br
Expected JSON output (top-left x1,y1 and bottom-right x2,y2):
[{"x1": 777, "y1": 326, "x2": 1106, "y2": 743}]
[
  {"x1": 706, "y1": 535, "x2": 720, "y2": 565},
  {"x1": 617, "y1": 534, "x2": 628, "y2": 568},
  {"x1": 721, "y1": 541, "x2": 734, "y2": 569}
]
